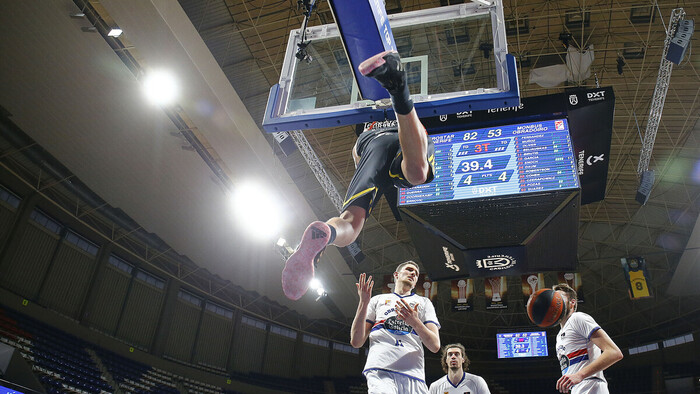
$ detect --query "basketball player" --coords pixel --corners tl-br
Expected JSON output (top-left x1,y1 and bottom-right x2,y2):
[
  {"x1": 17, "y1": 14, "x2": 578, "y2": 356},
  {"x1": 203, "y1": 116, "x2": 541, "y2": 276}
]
[
  {"x1": 282, "y1": 50, "x2": 435, "y2": 300},
  {"x1": 553, "y1": 284, "x2": 623, "y2": 393},
  {"x1": 350, "y1": 261, "x2": 441, "y2": 394},
  {"x1": 428, "y1": 343, "x2": 491, "y2": 394}
]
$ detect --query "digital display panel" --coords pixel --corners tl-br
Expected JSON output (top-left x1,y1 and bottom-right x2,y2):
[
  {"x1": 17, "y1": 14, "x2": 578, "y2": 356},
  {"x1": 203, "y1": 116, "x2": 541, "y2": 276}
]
[
  {"x1": 497, "y1": 331, "x2": 549, "y2": 359},
  {"x1": 0, "y1": 385, "x2": 24, "y2": 394},
  {"x1": 398, "y1": 119, "x2": 579, "y2": 205}
]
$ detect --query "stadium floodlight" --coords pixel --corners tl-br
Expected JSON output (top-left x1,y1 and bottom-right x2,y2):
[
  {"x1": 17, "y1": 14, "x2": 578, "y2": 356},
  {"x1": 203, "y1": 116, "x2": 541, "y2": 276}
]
[
  {"x1": 108, "y1": 28, "x2": 123, "y2": 37},
  {"x1": 142, "y1": 69, "x2": 179, "y2": 106},
  {"x1": 229, "y1": 180, "x2": 285, "y2": 241}
]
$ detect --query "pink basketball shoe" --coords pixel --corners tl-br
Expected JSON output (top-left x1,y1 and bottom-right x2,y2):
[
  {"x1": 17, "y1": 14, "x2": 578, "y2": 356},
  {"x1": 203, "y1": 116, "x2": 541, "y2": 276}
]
[{"x1": 282, "y1": 221, "x2": 330, "y2": 300}]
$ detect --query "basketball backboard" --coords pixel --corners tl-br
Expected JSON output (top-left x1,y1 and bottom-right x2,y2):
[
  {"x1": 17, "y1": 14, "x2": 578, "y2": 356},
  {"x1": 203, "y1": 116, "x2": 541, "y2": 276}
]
[{"x1": 263, "y1": 1, "x2": 519, "y2": 132}]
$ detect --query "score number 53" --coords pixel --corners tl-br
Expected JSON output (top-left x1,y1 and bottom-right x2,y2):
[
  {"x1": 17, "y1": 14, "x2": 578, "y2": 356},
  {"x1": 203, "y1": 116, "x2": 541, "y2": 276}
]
[{"x1": 462, "y1": 128, "x2": 502, "y2": 141}]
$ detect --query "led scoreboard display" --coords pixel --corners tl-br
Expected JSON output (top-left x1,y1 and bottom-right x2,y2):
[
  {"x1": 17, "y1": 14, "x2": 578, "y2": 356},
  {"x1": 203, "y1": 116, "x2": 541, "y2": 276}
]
[
  {"x1": 497, "y1": 331, "x2": 549, "y2": 359},
  {"x1": 398, "y1": 119, "x2": 579, "y2": 205}
]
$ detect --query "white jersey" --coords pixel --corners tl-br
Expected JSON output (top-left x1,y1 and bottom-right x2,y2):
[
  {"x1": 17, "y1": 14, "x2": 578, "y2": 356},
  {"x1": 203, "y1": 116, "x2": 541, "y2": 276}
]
[
  {"x1": 556, "y1": 312, "x2": 606, "y2": 383},
  {"x1": 363, "y1": 292, "x2": 440, "y2": 382},
  {"x1": 429, "y1": 372, "x2": 491, "y2": 394}
]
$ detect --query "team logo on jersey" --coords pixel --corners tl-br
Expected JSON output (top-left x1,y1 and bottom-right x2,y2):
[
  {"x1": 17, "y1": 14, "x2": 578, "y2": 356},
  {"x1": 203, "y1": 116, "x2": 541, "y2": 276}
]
[
  {"x1": 384, "y1": 316, "x2": 413, "y2": 335},
  {"x1": 559, "y1": 355, "x2": 570, "y2": 372}
]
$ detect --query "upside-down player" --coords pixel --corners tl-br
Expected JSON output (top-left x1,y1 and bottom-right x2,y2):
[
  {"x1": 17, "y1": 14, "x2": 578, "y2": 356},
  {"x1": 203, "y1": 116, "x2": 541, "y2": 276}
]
[{"x1": 282, "y1": 50, "x2": 435, "y2": 300}]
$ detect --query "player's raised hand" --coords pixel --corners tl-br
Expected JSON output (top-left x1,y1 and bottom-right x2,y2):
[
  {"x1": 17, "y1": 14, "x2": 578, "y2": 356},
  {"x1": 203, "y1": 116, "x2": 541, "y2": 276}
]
[{"x1": 357, "y1": 273, "x2": 373, "y2": 303}]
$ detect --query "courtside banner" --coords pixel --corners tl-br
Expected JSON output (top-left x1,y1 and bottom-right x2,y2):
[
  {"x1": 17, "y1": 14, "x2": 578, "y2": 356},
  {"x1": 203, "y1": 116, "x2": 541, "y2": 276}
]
[
  {"x1": 485, "y1": 276, "x2": 508, "y2": 310},
  {"x1": 420, "y1": 94, "x2": 565, "y2": 132},
  {"x1": 565, "y1": 87, "x2": 615, "y2": 204},
  {"x1": 381, "y1": 274, "x2": 436, "y2": 300},
  {"x1": 416, "y1": 275, "x2": 438, "y2": 300},
  {"x1": 451, "y1": 278, "x2": 474, "y2": 312},
  {"x1": 557, "y1": 272, "x2": 585, "y2": 303},
  {"x1": 621, "y1": 257, "x2": 652, "y2": 299},
  {"x1": 522, "y1": 273, "x2": 545, "y2": 304}
]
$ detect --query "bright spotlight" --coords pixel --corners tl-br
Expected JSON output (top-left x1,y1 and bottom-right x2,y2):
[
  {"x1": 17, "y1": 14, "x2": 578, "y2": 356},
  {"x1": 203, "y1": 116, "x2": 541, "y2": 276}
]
[
  {"x1": 142, "y1": 69, "x2": 178, "y2": 106},
  {"x1": 230, "y1": 180, "x2": 285, "y2": 240},
  {"x1": 316, "y1": 287, "x2": 325, "y2": 296},
  {"x1": 276, "y1": 237, "x2": 287, "y2": 247},
  {"x1": 309, "y1": 278, "x2": 321, "y2": 290},
  {"x1": 107, "y1": 28, "x2": 123, "y2": 37}
]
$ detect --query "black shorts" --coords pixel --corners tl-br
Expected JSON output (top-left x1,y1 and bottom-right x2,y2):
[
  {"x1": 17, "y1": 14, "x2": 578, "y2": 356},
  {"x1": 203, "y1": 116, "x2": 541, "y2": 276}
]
[{"x1": 342, "y1": 127, "x2": 435, "y2": 217}]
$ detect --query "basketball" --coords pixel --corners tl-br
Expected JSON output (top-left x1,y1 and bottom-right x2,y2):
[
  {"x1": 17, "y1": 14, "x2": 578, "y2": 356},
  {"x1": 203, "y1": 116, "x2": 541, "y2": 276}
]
[{"x1": 526, "y1": 289, "x2": 565, "y2": 327}]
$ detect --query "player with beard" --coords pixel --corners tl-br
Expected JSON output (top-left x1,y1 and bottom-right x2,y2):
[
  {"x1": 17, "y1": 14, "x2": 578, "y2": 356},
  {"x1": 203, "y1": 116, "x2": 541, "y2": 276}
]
[
  {"x1": 553, "y1": 284, "x2": 623, "y2": 393},
  {"x1": 350, "y1": 261, "x2": 441, "y2": 394},
  {"x1": 429, "y1": 343, "x2": 490, "y2": 394}
]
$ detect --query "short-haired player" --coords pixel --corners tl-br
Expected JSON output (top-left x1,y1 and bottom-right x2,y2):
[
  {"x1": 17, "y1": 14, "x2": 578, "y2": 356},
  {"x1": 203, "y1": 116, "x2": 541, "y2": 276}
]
[
  {"x1": 553, "y1": 284, "x2": 623, "y2": 393},
  {"x1": 350, "y1": 261, "x2": 441, "y2": 394}
]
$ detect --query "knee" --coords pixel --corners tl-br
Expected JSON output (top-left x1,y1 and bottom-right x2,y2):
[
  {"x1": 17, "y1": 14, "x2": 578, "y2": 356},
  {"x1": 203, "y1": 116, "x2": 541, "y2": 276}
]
[{"x1": 403, "y1": 162, "x2": 429, "y2": 186}]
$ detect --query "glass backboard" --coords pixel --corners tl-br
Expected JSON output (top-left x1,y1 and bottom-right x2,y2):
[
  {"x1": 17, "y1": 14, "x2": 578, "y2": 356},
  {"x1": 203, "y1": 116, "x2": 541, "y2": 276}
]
[{"x1": 263, "y1": 1, "x2": 519, "y2": 132}]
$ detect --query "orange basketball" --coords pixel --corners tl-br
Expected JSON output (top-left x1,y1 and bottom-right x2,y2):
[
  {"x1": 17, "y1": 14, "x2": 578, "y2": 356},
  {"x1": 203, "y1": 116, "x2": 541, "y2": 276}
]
[{"x1": 526, "y1": 289, "x2": 564, "y2": 328}]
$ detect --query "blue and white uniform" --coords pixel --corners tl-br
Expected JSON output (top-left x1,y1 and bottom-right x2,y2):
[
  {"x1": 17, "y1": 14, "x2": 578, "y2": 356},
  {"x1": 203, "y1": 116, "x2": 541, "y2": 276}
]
[
  {"x1": 428, "y1": 372, "x2": 491, "y2": 394},
  {"x1": 363, "y1": 292, "x2": 440, "y2": 385},
  {"x1": 556, "y1": 312, "x2": 608, "y2": 393}
]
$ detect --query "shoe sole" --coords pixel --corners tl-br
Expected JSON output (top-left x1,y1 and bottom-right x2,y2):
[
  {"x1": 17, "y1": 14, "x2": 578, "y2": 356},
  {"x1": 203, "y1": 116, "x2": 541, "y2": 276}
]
[
  {"x1": 282, "y1": 221, "x2": 329, "y2": 300},
  {"x1": 358, "y1": 50, "x2": 397, "y2": 77}
]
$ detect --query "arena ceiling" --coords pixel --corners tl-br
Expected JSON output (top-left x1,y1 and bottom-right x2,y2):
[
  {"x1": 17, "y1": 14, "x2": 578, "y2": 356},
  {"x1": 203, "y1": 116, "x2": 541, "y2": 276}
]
[{"x1": 0, "y1": 0, "x2": 699, "y2": 355}]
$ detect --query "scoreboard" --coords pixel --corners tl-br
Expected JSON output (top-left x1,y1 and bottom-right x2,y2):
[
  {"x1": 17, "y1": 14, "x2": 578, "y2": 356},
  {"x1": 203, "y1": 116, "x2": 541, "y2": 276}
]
[
  {"x1": 398, "y1": 119, "x2": 579, "y2": 206},
  {"x1": 497, "y1": 331, "x2": 549, "y2": 359}
]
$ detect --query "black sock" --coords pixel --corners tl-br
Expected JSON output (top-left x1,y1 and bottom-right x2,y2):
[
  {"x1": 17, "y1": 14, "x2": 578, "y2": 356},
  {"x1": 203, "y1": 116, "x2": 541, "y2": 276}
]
[
  {"x1": 328, "y1": 225, "x2": 337, "y2": 245},
  {"x1": 391, "y1": 84, "x2": 413, "y2": 115}
]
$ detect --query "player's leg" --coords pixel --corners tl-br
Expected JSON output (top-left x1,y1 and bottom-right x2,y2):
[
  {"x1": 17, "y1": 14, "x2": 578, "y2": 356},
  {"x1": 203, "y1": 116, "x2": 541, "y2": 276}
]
[
  {"x1": 328, "y1": 205, "x2": 366, "y2": 247},
  {"x1": 282, "y1": 134, "x2": 388, "y2": 300},
  {"x1": 281, "y1": 205, "x2": 366, "y2": 300},
  {"x1": 570, "y1": 378, "x2": 609, "y2": 394},
  {"x1": 365, "y1": 370, "x2": 399, "y2": 394},
  {"x1": 359, "y1": 51, "x2": 431, "y2": 186},
  {"x1": 402, "y1": 375, "x2": 429, "y2": 394}
]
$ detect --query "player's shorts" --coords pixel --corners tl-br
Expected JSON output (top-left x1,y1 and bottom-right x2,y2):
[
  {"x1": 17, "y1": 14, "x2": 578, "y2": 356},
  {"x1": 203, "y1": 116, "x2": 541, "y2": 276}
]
[
  {"x1": 342, "y1": 126, "x2": 435, "y2": 216},
  {"x1": 572, "y1": 377, "x2": 609, "y2": 394},
  {"x1": 365, "y1": 369, "x2": 428, "y2": 394}
]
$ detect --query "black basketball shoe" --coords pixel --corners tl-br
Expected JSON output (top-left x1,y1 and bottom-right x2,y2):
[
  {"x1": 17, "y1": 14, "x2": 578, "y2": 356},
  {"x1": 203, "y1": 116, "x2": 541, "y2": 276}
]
[{"x1": 359, "y1": 50, "x2": 413, "y2": 115}]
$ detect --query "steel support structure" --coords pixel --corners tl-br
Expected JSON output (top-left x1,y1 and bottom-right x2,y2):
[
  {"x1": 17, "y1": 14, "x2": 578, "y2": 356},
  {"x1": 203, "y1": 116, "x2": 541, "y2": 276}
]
[
  {"x1": 637, "y1": 8, "x2": 685, "y2": 175},
  {"x1": 289, "y1": 130, "x2": 344, "y2": 213}
]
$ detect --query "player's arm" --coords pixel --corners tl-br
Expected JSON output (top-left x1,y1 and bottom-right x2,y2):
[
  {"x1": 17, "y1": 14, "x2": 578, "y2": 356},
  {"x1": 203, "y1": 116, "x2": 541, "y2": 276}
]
[
  {"x1": 427, "y1": 381, "x2": 438, "y2": 394},
  {"x1": 350, "y1": 273, "x2": 373, "y2": 348},
  {"x1": 396, "y1": 298, "x2": 441, "y2": 353},
  {"x1": 478, "y1": 376, "x2": 492, "y2": 394},
  {"x1": 580, "y1": 328, "x2": 623, "y2": 376},
  {"x1": 352, "y1": 144, "x2": 360, "y2": 168},
  {"x1": 555, "y1": 328, "x2": 623, "y2": 392}
]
